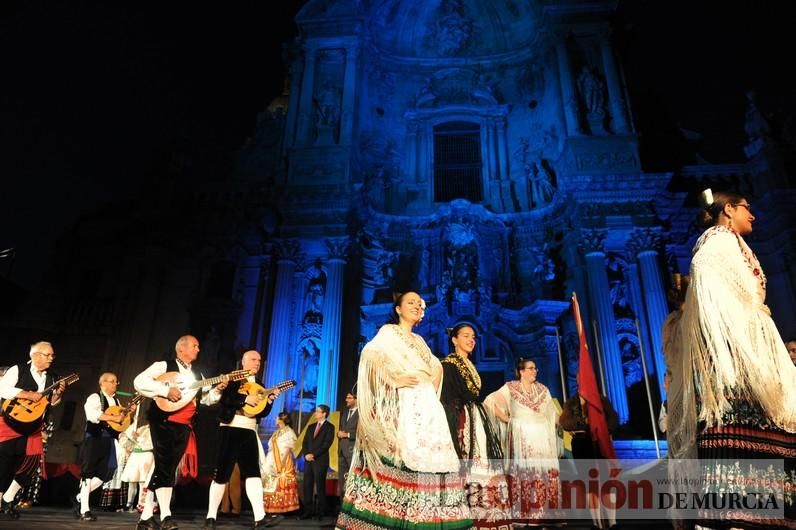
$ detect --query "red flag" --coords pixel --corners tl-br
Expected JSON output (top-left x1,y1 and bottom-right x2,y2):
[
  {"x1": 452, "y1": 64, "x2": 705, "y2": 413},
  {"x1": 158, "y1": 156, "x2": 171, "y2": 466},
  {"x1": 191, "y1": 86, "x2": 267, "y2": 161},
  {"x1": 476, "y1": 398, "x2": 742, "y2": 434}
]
[{"x1": 572, "y1": 292, "x2": 616, "y2": 460}]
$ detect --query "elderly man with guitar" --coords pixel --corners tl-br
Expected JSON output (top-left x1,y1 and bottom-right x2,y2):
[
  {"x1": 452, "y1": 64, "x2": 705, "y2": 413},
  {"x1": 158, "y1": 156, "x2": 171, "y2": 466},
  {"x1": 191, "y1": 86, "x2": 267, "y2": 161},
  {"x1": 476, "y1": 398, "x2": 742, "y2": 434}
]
[
  {"x1": 71, "y1": 372, "x2": 134, "y2": 521},
  {"x1": 203, "y1": 350, "x2": 294, "y2": 530},
  {"x1": 133, "y1": 335, "x2": 239, "y2": 530},
  {"x1": 0, "y1": 341, "x2": 70, "y2": 519}
]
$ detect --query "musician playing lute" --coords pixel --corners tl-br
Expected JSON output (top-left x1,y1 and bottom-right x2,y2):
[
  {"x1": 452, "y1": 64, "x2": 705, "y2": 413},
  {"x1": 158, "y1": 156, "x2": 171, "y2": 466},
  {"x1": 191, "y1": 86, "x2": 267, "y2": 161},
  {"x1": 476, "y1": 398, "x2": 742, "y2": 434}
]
[
  {"x1": 0, "y1": 341, "x2": 65, "y2": 520},
  {"x1": 71, "y1": 372, "x2": 135, "y2": 521},
  {"x1": 133, "y1": 335, "x2": 228, "y2": 530}
]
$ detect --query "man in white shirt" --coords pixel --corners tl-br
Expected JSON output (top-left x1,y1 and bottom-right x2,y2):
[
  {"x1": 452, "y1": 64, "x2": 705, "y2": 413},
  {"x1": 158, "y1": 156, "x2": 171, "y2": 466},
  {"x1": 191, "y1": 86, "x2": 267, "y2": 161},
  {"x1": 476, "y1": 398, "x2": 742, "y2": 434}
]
[
  {"x1": 0, "y1": 341, "x2": 64, "y2": 519},
  {"x1": 133, "y1": 335, "x2": 227, "y2": 530},
  {"x1": 71, "y1": 372, "x2": 133, "y2": 521}
]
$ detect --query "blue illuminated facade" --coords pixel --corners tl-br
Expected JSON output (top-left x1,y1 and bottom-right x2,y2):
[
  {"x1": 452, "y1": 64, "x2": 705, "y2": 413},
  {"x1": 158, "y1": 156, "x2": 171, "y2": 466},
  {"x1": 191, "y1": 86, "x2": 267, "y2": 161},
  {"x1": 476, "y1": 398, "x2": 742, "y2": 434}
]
[{"x1": 7, "y1": 1, "x2": 794, "y2": 452}]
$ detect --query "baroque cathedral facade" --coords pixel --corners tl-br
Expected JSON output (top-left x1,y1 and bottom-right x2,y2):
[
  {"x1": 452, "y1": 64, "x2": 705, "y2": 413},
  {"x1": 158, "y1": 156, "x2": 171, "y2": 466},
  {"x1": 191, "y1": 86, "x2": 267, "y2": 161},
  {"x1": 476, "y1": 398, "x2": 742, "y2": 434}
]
[{"x1": 3, "y1": 0, "x2": 795, "y2": 459}]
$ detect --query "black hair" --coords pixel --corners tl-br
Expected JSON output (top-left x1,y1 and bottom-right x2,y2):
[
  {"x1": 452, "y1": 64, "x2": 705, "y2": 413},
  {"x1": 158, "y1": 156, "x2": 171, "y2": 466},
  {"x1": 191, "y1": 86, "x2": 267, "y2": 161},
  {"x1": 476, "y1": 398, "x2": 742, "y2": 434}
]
[
  {"x1": 317, "y1": 404, "x2": 330, "y2": 416},
  {"x1": 696, "y1": 191, "x2": 747, "y2": 228},
  {"x1": 278, "y1": 412, "x2": 292, "y2": 427},
  {"x1": 385, "y1": 291, "x2": 420, "y2": 325},
  {"x1": 514, "y1": 357, "x2": 535, "y2": 379},
  {"x1": 448, "y1": 323, "x2": 476, "y2": 352}
]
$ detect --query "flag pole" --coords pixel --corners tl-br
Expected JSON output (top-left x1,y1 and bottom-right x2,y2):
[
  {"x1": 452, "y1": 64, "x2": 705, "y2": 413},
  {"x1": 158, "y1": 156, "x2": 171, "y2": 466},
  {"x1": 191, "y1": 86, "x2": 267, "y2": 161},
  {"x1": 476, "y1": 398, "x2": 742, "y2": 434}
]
[
  {"x1": 555, "y1": 325, "x2": 568, "y2": 402},
  {"x1": 591, "y1": 320, "x2": 607, "y2": 395},
  {"x1": 635, "y1": 318, "x2": 661, "y2": 459}
]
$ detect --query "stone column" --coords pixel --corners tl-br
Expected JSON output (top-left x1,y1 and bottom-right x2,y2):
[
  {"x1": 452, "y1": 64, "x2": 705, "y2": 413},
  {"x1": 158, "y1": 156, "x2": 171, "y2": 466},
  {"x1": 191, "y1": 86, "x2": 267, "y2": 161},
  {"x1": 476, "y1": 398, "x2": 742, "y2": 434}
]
[
  {"x1": 599, "y1": 32, "x2": 631, "y2": 134},
  {"x1": 236, "y1": 256, "x2": 266, "y2": 349},
  {"x1": 624, "y1": 261, "x2": 656, "y2": 382},
  {"x1": 340, "y1": 45, "x2": 358, "y2": 145},
  {"x1": 580, "y1": 229, "x2": 629, "y2": 423},
  {"x1": 315, "y1": 238, "x2": 350, "y2": 410},
  {"x1": 284, "y1": 60, "x2": 303, "y2": 149},
  {"x1": 297, "y1": 47, "x2": 317, "y2": 145},
  {"x1": 629, "y1": 228, "x2": 668, "y2": 397},
  {"x1": 555, "y1": 36, "x2": 581, "y2": 136},
  {"x1": 264, "y1": 240, "x2": 303, "y2": 407}
]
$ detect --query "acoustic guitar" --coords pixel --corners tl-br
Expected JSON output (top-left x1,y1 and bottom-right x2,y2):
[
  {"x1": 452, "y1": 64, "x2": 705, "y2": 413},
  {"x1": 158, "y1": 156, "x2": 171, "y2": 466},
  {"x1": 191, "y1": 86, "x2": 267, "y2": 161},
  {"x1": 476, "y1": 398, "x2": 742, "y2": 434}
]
[
  {"x1": 153, "y1": 369, "x2": 251, "y2": 412},
  {"x1": 239, "y1": 379, "x2": 296, "y2": 417},
  {"x1": 1, "y1": 373, "x2": 80, "y2": 434},
  {"x1": 105, "y1": 393, "x2": 145, "y2": 433}
]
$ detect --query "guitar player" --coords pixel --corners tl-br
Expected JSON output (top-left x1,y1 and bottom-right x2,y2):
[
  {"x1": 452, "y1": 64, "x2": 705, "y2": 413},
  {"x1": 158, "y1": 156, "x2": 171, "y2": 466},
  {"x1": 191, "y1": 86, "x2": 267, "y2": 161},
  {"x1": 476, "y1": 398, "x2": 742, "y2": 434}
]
[
  {"x1": 133, "y1": 335, "x2": 228, "y2": 530},
  {"x1": 71, "y1": 372, "x2": 136, "y2": 521},
  {"x1": 0, "y1": 341, "x2": 65, "y2": 520},
  {"x1": 202, "y1": 349, "x2": 281, "y2": 530}
]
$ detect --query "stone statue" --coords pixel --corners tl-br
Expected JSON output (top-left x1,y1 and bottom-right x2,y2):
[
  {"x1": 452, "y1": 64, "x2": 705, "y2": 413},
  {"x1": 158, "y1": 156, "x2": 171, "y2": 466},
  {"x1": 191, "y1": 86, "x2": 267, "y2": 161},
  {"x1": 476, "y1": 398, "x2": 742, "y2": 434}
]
[
  {"x1": 577, "y1": 67, "x2": 606, "y2": 115},
  {"x1": 300, "y1": 340, "x2": 320, "y2": 396},
  {"x1": 304, "y1": 261, "x2": 327, "y2": 321},
  {"x1": 315, "y1": 80, "x2": 342, "y2": 128},
  {"x1": 418, "y1": 246, "x2": 432, "y2": 288},
  {"x1": 524, "y1": 155, "x2": 556, "y2": 207},
  {"x1": 374, "y1": 250, "x2": 398, "y2": 286}
]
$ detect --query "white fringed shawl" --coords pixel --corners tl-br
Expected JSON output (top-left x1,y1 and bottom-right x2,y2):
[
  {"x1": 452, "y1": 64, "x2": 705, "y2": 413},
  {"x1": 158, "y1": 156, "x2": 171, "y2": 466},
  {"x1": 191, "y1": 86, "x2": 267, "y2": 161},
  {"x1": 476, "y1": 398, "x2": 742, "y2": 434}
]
[
  {"x1": 675, "y1": 226, "x2": 796, "y2": 447},
  {"x1": 353, "y1": 324, "x2": 460, "y2": 474}
]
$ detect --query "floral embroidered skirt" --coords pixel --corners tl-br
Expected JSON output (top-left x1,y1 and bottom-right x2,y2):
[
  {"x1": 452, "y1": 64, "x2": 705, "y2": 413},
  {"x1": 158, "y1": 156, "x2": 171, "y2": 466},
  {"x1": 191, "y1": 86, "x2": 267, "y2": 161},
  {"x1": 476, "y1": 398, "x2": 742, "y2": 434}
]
[
  {"x1": 335, "y1": 459, "x2": 471, "y2": 530},
  {"x1": 695, "y1": 398, "x2": 796, "y2": 529},
  {"x1": 263, "y1": 472, "x2": 300, "y2": 513}
]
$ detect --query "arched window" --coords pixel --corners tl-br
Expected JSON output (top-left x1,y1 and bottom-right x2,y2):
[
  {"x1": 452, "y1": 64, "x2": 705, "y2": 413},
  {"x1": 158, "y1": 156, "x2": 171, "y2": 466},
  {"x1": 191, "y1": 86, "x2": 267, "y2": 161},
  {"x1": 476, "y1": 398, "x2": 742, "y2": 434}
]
[{"x1": 433, "y1": 121, "x2": 482, "y2": 202}]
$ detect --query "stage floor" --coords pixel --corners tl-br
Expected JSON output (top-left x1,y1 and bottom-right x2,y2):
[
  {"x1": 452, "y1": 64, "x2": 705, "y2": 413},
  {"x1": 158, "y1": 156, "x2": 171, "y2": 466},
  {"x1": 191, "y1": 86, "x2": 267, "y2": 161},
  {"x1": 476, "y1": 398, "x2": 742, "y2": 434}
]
[{"x1": 0, "y1": 506, "x2": 677, "y2": 529}]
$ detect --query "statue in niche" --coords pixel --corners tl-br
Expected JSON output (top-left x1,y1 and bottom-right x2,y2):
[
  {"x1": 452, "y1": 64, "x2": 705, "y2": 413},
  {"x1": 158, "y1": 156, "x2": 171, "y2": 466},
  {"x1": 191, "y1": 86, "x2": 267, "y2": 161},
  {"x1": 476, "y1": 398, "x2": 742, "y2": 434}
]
[
  {"x1": 524, "y1": 155, "x2": 556, "y2": 207},
  {"x1": 418, "y1": 245, "x2": 432, "y2": 288},
  {"x1": 515, "y1": 138, "x2": 557, "y2": 208},
  {"x1": 303, "y1": 261, "x2": 327, "y2": 323},
  {"x1": 444, "y1": 222, "x2": 479, "y2": 302},
  {"x1": 577, "y1": 67, "x2": 606, "y2": 116},
  {"x1": 314, "y1": 79, "x2": 342, "y2": 131},
  {"x1": 619, "y1": 336, "x2": 643, "y2": 387},
  {"x1": 299, "y1": 339, "x2": 320, "y2": 397},
  {"x1": 743, "y1": 91, "x2": 771, "y2": 158}
]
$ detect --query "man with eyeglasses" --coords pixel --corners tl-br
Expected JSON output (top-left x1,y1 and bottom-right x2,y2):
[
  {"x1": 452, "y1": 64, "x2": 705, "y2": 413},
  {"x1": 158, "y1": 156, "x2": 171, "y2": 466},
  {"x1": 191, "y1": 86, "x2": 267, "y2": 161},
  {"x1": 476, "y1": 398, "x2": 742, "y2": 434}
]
[{"x1": 0, "y1": 341, "x2": 65, "y2": 519}]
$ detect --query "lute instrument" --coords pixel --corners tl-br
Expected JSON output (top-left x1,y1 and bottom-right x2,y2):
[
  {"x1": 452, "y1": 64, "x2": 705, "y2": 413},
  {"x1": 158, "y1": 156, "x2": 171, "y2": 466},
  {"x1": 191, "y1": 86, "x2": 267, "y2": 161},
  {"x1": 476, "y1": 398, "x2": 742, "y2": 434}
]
[
  {"x1": 105, "y1": 393, "x2": 145, "y2": 433},
  {"x1": 238, "y1": 379, "x2": 296, "y2": 417},
  {"x1": 1, "y1": 373, "x2": 80, "y2": 434},
  {"x1": 153, "y1": 369, "x2": 251, "y2": 412}
]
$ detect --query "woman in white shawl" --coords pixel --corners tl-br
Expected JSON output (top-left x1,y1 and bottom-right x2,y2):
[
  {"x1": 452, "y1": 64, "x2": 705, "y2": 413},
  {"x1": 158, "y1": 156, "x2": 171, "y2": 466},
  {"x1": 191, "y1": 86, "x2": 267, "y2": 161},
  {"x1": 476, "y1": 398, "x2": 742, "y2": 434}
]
[
  {"x1": 335, "y1": 291, "x2": 470, "y2": 530},
  {"x1": 671, "y1": 190, "x2": 796, "y2": 529},
  {"x1": 262, "y1": 412, "x2": 299, "y2": 514},
  {"x1": 492, "y1": 358, "x2": 561, "y2": 526}
]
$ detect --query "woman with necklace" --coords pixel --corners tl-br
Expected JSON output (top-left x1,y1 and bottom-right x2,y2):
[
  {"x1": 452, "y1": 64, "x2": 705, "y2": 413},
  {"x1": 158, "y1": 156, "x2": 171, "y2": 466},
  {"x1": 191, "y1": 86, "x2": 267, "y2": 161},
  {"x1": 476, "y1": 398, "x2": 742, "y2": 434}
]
[
  {"x1": 492, "y1": 358, "x2": 561, "y2": 526},
  {"x1": 440, "y1": 324, "x2": 506, "y2": 530},
  {"x1": 335, "y1": 291, "x2": 470, "y2": 530}
]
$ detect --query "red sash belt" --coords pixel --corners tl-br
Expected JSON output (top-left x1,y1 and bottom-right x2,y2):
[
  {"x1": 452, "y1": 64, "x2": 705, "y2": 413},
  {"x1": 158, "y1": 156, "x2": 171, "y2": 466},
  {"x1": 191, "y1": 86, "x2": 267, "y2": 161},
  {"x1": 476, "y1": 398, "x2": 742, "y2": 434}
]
[{"x1": 168, "y1": 401, "x2": 198, "y2": 480}]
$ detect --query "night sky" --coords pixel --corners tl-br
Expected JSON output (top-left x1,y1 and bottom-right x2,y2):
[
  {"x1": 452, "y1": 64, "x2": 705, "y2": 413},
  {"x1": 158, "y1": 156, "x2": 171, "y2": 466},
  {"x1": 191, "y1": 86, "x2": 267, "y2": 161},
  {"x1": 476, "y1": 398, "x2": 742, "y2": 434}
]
[{"x1": 2, "y1": 0, "x2": 794, "y2": 289}]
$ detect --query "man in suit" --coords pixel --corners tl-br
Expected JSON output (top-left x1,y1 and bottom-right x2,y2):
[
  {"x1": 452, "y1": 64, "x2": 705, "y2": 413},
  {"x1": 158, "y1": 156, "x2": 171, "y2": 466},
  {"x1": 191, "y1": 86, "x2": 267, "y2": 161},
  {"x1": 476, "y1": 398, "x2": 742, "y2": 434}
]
[
  {"x1": 300, "y1": 404, "x2": 334, "y2": 520},
  {"x1": 336, "y1": 391, "x2": 358, "y2": 499}
]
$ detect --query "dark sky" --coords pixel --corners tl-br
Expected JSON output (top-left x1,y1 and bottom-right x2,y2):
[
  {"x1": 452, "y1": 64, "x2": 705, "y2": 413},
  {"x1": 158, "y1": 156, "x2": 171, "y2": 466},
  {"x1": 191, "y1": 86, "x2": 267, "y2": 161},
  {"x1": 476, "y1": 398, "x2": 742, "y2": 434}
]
[{"x1": 1, "y1": 1, "x2": 794, "y2": 289}]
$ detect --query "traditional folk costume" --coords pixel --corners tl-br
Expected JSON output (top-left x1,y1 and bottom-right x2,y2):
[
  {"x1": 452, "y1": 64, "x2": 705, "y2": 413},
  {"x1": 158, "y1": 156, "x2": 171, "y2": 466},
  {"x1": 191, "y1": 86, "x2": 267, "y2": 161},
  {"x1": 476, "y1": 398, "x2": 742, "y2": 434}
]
[
  {"x1": 74, "y1": 390, "x2": 121, "y2": 519},
  {"x1": 670, "y1": 225, "x2": 796, "y2": 529},
  {"x1": 440, "y1": 354, "x2": 507, "y2": 530},
  {"x1": 133, "y1": 359, "x2": 222, "y2": 529},
  {"x1": 120, "y1": 423, "x2": 156, "y2": 511},
  {"x1": 0, "y1": 362, "x2": 57, "y2": 519},
  {"x1": 204, "y1": 376, "x2": 274, "y2": 528},
  {"x1": 335, "y1": 324, "x2": 471, "y2": 530},
  {"x1": 263, "y1": 426, "x2": 299, "y2": 513},
  {"x1": 495, "y1": 381, "x2": 561, "y2": 526}
]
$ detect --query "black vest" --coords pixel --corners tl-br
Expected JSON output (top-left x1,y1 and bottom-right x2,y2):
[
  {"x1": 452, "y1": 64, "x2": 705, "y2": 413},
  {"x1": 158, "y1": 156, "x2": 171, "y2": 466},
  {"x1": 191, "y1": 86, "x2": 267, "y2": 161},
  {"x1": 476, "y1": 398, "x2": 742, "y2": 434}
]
[
  {"x1": 14, "y1": 363, "x2": 54, "y2": 392},
  {"x1": 147, "y1": 359, "x2": 202, "y2": 424},
  {"x1": 85, "y1": 392, "x2": 118, "y2": 438}
]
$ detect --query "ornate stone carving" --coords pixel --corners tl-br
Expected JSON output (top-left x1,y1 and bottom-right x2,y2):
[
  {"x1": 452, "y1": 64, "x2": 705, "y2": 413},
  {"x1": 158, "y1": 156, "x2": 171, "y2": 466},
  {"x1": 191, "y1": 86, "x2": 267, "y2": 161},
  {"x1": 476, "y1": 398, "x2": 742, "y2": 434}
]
[
  {"x1": 427, "y1": 0, "x2": 475, "y2": 56},
  {"x1": 274, "y1": 239, "x2": 303, "y2": 262},
  {"x1": 743, "y1": 91, "x2": 771, "y2": 158},
  {"x1": 325, "y1": 237, "x2": 351, "y2": 261},
  {"x1": 578, "y1": 228, "x2": 607, "y2": 256},
  {"x1": 514, "y1": 137, "x2": 557, "y2": 208},
  {"x1": 575, "y1": 151, "x2": 638, "y2": 171},
  {"x1": 625, "y1": 228, "x2": 663, "y2": 260}
]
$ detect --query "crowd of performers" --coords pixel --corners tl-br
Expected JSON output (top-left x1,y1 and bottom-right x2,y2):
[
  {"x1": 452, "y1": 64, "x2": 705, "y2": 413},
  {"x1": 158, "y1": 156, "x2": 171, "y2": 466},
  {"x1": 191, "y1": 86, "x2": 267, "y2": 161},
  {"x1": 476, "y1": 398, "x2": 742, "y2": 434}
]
[{"x1": 0, "y1": 188, "x2": 795, "y2": 530}]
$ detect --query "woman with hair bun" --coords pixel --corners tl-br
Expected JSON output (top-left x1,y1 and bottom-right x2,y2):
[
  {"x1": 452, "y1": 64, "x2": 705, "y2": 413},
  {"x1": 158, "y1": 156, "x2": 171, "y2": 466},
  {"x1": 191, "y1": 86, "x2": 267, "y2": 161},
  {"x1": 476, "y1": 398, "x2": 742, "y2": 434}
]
[
  {"x1": 673, "y1": 189, "x2": 796, "y2": 529},
  {"x1": 335, "y1": 291, "x2": 470, "y2": 530}
]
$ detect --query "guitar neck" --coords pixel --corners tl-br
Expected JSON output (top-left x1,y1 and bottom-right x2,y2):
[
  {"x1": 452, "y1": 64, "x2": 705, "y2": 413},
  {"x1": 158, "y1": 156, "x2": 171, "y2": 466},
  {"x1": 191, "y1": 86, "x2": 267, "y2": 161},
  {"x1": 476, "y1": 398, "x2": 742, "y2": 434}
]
[
  {"x1": 189, "y1": 373, "x2": 240, "y2": 390},
  {"x1": 41, "y1": 375, "x2": 76, "y2": 396}
]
